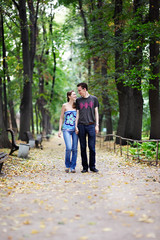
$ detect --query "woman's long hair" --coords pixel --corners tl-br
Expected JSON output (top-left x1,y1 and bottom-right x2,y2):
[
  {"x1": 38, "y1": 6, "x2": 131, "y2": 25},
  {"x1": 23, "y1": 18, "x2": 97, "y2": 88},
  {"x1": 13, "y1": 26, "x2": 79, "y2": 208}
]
[{"x1": 67, "y1": 90, "x2": 76, "y2": 109}]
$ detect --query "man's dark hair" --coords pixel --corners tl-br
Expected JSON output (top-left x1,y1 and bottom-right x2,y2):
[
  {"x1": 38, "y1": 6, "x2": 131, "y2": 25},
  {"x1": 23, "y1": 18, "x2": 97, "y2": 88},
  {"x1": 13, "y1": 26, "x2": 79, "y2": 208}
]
[{"x1": 77, "y1": 82, "x2": 88, "y2": 91}]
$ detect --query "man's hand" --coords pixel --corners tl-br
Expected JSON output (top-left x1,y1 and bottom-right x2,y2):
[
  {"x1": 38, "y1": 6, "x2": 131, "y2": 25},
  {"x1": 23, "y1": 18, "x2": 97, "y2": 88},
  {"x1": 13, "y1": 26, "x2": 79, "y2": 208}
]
[{"x1": 95, "y1": 125, "x2": 99, "y2": 134}]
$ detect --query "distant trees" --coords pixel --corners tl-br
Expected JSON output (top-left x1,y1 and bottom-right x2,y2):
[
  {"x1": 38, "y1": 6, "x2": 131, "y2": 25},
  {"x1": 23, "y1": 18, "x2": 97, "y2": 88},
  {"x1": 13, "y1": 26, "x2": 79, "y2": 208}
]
[
  {"x1": 0, "y1": 0, "x2": 75, "y2": 146},
  {"x1": 78, "y1": 0, "x2": 113, "y2": 136}
]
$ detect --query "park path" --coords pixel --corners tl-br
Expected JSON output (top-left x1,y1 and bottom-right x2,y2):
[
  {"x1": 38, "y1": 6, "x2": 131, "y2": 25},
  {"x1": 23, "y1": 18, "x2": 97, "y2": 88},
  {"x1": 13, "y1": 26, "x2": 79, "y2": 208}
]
[{"x1": 0, "y1": 135, "x2": 160, "y2": 240}]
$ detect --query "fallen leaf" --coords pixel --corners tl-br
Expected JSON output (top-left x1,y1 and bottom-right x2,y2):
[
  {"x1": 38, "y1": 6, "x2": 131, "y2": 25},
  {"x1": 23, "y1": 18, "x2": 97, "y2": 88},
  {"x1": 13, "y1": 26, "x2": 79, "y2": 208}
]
[
  {"x1": 123, "y1": 210, "x2": 135, "y2": 217},
  {"x1": 23, "y1": 220, "x2": 31, "y2": 225},
  {"x1": 138, "y1": 214, "x2": 154, "y2": 223},
  {"x1": 31, "y1": 229, "x2": 39, "y2": 234},
  {"x1": 146, "y1": 233, "x2": 156, "y2": 238},
  {"x1": 102, "y1": 228, "x2": 112, "y2": 232}
]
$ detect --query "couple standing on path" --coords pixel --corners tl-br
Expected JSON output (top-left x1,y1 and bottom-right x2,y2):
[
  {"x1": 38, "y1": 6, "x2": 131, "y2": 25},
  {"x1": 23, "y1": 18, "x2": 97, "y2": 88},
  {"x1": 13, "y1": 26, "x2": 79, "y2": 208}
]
[{"x1": 58, "y1": 82, "x2": 99, "y2": 173}]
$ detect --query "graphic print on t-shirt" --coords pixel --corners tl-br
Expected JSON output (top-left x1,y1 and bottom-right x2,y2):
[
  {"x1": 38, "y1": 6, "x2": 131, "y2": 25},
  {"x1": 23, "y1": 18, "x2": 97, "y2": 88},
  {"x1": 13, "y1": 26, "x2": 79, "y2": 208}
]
[
  {"x1": 65, "y1": 111, "x2": 76, "y2": 126},
  {"x1": 80, "y1": 101, "x2": 94, "y2": 109}
]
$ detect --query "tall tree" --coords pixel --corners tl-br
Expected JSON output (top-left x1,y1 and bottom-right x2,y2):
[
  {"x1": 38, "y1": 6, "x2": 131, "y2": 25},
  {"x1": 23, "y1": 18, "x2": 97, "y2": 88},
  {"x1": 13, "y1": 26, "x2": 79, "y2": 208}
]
[
  {"x1": 12, "y1": 0, "x2": 40, "y2": 140},
  {"x1": 12, "y1": 0, "x2": 32, "y2": 140},
  {"x1": 115, "y1": 0, "x2": 144, "y2": 142},
  {"x1": 149, "y1": 0, "x2": 160, "y2": 139},
  {"x1": 49, "y1": 4, "x2": 56, "y2": 102},
  {"x1": 1, "y1": 12, "x2": 8, "y2": 129},
  {"x1": 1, "y1": 11, "x2": 18, "y2": 133},
  {"x1": 0, "y1": 77, "x2": 11, "y2": 147},
  {"x1": 125, "y1": 0, "x2": 143, "y2": 140},
  {"x1": 114, "y1": 0, "x2": 128, "y2": 142}
]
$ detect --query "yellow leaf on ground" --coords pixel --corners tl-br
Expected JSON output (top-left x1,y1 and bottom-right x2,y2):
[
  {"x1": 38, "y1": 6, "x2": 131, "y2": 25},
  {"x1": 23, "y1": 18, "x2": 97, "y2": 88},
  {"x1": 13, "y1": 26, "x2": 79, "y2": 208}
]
[
  {"x1": 115, "y1": 209, "x2": 121, "y2": 212},
  {"x1": 123, "y1": 210, "x2": 135, "y2": 216},
  {"x1": 31, "y1": 229, "x2": 39, "y2": 234},
  {"x1": 23, "y1": 220, "x2": 31, "y2": 225},
  {"x1": 19, "y1": 213, "x2": 30, "y2": 217},
  {"x1": 103, "y1": 228, "x2": 112, "y2": 232},
  {"x1": 146, "y1": 233, "x2": 156, "y2": 238},
  {"x1": 138, "y1": 214, "x2": 154, "y2": 223},
  {"x1": 40, "y1": 222, "x2": 46, "y2": 229},
  {"x1": 79, "y1": 237, "x2": 88, "y2": 240}
]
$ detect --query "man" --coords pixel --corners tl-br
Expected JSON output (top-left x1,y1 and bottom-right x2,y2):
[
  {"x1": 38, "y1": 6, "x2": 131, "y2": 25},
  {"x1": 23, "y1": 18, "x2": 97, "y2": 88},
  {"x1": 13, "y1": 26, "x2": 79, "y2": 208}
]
[{"x1": 75, "y1": 82, "x2": 99, "y2": 173}]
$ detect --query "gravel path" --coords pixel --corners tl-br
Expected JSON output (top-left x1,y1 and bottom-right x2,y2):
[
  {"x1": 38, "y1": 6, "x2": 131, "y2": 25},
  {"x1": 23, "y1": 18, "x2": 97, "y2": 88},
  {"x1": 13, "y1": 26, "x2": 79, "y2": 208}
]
[{"x1": 0, "y1": 135, "x2": 160, "y2": 240}]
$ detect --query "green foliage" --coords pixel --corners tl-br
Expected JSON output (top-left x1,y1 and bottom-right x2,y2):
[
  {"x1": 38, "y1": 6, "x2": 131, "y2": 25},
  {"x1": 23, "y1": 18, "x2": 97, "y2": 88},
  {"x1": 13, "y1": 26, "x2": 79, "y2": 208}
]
[
  {"x1": 58, "y1": 0, "x2": 77, "y2": 7},
  {"x1": 129, "y1": 141, "x2": 160, "y2": 161}
]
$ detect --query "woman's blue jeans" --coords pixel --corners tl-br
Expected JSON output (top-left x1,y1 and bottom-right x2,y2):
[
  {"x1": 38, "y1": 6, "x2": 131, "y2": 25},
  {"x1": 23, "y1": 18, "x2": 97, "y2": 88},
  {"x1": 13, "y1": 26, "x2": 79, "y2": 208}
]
[{"x1": 63, "y1": 130, "x2": 78, "y2": 170}]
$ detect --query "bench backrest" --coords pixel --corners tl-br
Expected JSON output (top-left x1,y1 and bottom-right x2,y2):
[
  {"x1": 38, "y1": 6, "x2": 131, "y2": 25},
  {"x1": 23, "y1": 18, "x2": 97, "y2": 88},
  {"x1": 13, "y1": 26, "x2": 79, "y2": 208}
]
[{"x1": 25, "y1": 131, "x2": 34, "y2": 143}]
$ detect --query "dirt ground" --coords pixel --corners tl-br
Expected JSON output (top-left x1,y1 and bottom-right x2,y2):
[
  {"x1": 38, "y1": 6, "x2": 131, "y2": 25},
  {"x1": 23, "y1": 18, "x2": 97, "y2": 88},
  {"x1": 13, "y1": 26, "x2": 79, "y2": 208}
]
[{"x1": 0, "y1": 135, "x2": 160, "y2": 240}]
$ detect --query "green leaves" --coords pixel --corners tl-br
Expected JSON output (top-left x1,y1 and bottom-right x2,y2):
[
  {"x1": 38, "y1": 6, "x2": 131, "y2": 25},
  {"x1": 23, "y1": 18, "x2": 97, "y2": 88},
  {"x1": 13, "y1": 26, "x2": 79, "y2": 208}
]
[{"x1": 129, "y1": 141, "x2": 160, "y2": 161}]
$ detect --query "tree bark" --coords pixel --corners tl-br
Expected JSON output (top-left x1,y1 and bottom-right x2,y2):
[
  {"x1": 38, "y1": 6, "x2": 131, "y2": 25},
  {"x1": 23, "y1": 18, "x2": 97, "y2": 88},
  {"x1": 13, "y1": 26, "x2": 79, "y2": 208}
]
[
  {"x1": 1, "y1": 12, "x2": 18, "y2": 132},
  {"x1": 27, "y1": 0, "x2": 40, "y2": 134},
  {"x1": 18, "y1": 0, "x2": 32, "y2": 140},
  {"x1": 126, "y1": 0, "x2": 143, "y2": 140},
  {"x1": 1, "y1": 13, "x2": 8, "y2": 129},
  {"x1": 49, "y1": 6, "x2": 56, "y2": 102},
  {"x1": 114, "y1": 0, "x2": 129, "y2": 144},
  {"x1": 101, "y1": 59, "x2": 113, "y2": 138},
  {"x1": 149, "y1": 0, "x2": 160, "y2": 139},
  {"x1": 0, "y1": 77, "x2": 11, "y2": 148}
]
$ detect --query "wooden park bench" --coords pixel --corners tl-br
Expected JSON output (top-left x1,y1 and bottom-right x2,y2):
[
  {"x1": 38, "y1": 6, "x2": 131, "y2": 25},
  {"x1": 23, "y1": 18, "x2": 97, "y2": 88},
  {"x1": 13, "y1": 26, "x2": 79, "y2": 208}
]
[
  {"x1": 6, "y1": 129, "x2": 29, "y2": 158},
  {"x1": 25, "y1": 131, "x2": 43, "y2": 149},
  {"x1": 42, "y1": 134, "x2": 50, "y2": 141},
  {"x1": 7, "y1": 129, "x2": 19, "y2": 155},
  {"x1": 0, "y1": 152, "x2": 8, "y2": 174}
]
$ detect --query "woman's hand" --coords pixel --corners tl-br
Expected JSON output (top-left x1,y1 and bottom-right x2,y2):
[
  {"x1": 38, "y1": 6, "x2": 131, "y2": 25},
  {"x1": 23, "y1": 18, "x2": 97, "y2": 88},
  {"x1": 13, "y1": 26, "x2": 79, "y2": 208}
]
[
  {"x1": 75, "y1": 127, "x2": 79, "y2": 135},
  {"x1": 58, "y1": 131, "x2": 62, "y2": 138}
]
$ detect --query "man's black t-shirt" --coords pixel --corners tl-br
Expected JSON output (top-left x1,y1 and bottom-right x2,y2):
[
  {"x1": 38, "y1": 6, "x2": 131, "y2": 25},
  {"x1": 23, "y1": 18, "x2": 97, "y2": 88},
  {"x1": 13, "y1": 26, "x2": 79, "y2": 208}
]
[{"x1": 76, "y1": 95, "x2": 99, "y2": 125}]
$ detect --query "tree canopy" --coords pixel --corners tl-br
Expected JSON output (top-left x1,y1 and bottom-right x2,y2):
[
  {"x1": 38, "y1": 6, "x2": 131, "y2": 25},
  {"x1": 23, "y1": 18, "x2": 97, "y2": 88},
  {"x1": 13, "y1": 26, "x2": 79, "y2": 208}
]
[{"x1": 0, "y1": 0, "x2": 160, "y2": 146}]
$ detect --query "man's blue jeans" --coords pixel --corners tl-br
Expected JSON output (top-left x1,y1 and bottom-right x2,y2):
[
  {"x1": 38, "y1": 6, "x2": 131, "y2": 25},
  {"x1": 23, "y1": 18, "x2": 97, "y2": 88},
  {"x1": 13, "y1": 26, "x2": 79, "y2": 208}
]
[
  {"x1": 78, "y1": 124, "x2": 96, "y2": 170},
  {"x1": 63, "y1": 130, "x2": 78, "y2": 170}
]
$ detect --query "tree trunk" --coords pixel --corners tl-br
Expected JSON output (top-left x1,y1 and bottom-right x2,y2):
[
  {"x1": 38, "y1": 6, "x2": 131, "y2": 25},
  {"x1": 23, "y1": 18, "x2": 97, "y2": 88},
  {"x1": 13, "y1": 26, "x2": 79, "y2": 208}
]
[
  {"x1": 49, "y1": 7, "x2": 56, "y2": 102},
  {"x1": 0, "y1": 77, "x2": 11, "y2": 148},
  {"x1": 101, "y1": 60, "x2": 113, "y2": 139},
  {"x1": 1, "y1": 12, "x2": 18, "y2": 132},
  {"x1": 1, "y1": 13, "x2": 8, "y2": 129},
  {"x1": 149, "y1": 0, "x2": 160, "y2": 139},
  {"x1": 19, "y1": 0, "x2": 32, "y2": 141},
  {"x1": 8, "y1": 97, "x2": 18, "y2": 132},
  {"x1": 99, "y1": 113, "x2": 103, "y2": 132},
  {"x1": 126, "y1": 88, "x2": 143, "y2": 140},
  {"x1": 116, "y1": 84, "x2": 129, "y2": 144},
  {"x1": 114, "y1": 0, "x2": 129, "y2": 144},
  {"x1": 34, "y1": 10, "x2": 52, "y2": 135},
  {"x1": 126, "y1": 0, "x2": 143, "y2": 140},
  {"x1": 27, "y1": 0, "x2": 40, "y2": 134}
]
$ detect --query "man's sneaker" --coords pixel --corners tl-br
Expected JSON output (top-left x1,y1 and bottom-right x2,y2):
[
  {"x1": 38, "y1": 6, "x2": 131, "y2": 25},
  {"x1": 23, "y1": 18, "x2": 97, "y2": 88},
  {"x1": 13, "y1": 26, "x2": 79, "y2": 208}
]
[
  {"x1": 90, "y1": 168, "x2": 99, "y2": 173},
  {"x1": 71, "y1": 169, "x2": 76, "y2": 173},
  {"x1": 65, "y1": 168, "x2": 69, "y2": 173}
]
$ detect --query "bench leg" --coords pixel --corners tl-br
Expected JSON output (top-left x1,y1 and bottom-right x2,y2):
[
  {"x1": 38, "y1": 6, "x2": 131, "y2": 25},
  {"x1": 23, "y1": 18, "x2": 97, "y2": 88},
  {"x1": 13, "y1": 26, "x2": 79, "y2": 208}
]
[{"x1": 0, "y1": 162, "x2": 3, "y2": 174}]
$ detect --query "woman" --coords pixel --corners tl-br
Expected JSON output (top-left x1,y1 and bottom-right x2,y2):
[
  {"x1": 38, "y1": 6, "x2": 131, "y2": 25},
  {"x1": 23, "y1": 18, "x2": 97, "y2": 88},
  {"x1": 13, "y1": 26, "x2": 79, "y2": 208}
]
[{"x1": 58, "y1": 90, "x2": 78, "y2": 173}]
